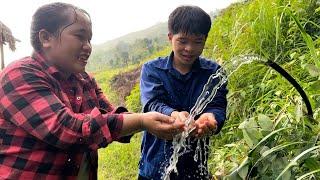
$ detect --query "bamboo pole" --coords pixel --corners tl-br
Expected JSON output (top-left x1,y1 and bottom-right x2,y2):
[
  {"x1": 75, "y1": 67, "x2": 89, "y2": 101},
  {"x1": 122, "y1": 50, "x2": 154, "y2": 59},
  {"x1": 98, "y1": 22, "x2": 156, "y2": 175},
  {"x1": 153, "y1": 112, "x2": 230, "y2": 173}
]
[{"x1": 0, "y1": 39, "x2": 4, "y2": 70}]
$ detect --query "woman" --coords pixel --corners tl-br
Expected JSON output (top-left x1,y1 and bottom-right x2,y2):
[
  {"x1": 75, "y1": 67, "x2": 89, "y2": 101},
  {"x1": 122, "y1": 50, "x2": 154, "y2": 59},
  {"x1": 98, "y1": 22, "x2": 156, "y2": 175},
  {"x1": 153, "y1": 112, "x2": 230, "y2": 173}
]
[{"x1": 0, "y1": 2, "x2": 185, "y2": 179}]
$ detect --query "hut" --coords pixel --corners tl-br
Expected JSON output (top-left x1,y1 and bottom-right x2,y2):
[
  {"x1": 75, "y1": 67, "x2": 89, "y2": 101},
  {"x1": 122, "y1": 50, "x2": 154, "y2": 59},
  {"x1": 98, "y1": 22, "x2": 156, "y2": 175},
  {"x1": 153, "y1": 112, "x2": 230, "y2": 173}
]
[{"x1": 0, "y1": 21, "x2": 19, "y2": 70}]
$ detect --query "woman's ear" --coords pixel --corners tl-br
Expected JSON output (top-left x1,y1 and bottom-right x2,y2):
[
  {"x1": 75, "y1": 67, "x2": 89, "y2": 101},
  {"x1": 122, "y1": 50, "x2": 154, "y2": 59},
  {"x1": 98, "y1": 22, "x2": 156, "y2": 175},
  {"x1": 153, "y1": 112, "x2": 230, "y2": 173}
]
[{"x1": 38, "y1": 29, "x2": 53, "y2": 49}]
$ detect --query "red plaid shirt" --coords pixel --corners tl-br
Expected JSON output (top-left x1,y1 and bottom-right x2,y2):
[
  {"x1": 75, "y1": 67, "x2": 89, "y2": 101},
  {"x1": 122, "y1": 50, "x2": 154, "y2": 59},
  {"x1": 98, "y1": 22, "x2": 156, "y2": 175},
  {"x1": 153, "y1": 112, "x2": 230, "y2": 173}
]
[{"x1": 0, "y1": 52, "x2": 125, "y2": 179}]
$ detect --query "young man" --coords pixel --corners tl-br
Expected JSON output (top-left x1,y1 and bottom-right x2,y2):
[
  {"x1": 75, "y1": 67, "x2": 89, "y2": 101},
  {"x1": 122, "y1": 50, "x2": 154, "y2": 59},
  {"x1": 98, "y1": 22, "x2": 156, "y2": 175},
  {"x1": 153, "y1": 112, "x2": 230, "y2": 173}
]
[{"x1": 139, "y1": 5, "x2": 228, "y2": 180}]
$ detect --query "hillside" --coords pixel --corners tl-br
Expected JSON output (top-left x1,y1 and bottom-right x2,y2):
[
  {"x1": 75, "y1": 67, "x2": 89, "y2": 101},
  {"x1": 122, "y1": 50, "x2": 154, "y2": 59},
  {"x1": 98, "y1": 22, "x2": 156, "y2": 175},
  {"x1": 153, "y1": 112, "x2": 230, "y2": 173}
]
[{"x1": 86, "y1": 22, "x2": 169, "y2": 72}]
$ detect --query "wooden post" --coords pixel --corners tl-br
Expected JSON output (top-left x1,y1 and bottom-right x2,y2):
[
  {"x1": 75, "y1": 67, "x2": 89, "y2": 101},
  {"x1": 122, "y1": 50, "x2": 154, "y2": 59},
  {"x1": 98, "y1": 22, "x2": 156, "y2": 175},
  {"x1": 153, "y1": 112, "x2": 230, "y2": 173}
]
[{"x1": 0, "y1": 42, "x2": 4, "y2": 70}]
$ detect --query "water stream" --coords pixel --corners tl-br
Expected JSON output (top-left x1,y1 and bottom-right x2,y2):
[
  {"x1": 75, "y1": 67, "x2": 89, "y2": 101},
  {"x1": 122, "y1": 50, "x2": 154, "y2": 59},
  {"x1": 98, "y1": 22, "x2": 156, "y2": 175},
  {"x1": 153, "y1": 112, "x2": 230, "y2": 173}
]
[
  {"x1": 162, "y1": 54, "x2": 313, "y2": 179},
  {"x1": 163, "y1": 67, "x2": 228, "y2": 180}
]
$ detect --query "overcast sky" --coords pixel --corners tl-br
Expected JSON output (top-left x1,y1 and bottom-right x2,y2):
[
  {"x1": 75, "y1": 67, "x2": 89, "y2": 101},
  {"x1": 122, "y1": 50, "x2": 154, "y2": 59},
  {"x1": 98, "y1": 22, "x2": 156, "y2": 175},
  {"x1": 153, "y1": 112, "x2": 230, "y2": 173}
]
[{"x1": 1, "y1": 0, "x2": 237, "y2": 65}]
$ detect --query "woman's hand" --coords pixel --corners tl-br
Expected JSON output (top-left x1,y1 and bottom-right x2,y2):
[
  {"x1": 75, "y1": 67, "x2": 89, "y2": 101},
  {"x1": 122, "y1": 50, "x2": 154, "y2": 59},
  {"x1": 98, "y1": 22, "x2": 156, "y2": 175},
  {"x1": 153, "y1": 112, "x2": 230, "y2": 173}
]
[
  {"x1": 170, "y1": 111, "x2": 189, "y2": 123},
  {"x1": 142, "y1": 112, "x2": 186, "y2": 140}
]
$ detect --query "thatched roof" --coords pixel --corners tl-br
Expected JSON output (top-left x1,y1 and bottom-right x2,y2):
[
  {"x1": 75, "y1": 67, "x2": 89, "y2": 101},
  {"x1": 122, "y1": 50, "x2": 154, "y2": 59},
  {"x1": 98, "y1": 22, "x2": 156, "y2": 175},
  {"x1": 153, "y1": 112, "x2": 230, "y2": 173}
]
[{"x1": 0, "y1": 21, "x2": 19, "y2": 51}]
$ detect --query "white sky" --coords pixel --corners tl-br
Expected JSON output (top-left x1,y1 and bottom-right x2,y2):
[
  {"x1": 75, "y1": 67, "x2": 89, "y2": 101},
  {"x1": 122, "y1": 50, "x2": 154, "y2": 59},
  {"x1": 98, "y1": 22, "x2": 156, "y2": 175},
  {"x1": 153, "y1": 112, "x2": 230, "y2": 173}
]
[{"x1": 1, "y1": 0, "x2": 237, "y2": 65}]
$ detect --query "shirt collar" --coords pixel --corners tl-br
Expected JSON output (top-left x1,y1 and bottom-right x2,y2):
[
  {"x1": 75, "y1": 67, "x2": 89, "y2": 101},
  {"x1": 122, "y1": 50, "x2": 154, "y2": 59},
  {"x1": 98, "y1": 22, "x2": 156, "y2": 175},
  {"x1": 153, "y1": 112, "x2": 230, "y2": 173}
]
[
  {"x1": 31, "y1": 51, "x2": 89, "y2": 81},
  {"x1": 155, "y1": 51, "x2": 212, "y2": 72},
  {"x1": 31, "y1": 51, "x2": 60, "y2": 77}
]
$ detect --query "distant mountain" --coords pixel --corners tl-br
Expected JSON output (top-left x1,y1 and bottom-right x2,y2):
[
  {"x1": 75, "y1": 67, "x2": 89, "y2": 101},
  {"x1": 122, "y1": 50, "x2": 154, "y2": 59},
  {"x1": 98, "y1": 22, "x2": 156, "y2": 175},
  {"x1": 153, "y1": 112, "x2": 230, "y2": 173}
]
[{"x1": 87, "y1": 22, "x2": 168, "y2": 72}]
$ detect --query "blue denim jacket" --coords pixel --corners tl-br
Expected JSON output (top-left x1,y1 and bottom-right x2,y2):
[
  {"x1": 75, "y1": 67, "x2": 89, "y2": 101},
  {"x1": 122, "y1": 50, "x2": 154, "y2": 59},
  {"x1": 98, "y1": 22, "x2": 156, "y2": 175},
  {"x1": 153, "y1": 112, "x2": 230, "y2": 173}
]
[{"x1": 139, "y1": 52, "x2": 228, "y2": 179}]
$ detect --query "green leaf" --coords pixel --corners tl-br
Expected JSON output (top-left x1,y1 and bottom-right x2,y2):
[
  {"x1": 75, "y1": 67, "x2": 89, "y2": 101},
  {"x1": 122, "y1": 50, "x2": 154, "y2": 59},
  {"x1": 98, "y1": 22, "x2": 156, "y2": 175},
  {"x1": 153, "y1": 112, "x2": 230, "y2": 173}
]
[
  {"x1": 289, "y1": 52, "x2": 297, "y2": 59},
  {"x1": 307, "y1": 80, "x2": 320, "y2": 91},
  {"x1": 297, "y1": 169, "x2": 320, "y2": 180},
  {"x1": 275, "y1": 90, "x2": 282, "y2": 96},
  {"x1": 304, "y1": 64, "x2": 320, "y2": 77},
  {"x1": 248, "y1": 128, "x2": 288, "y2": 156},
  {"x1": 304, "y1": 158, "x2": 320, "y2": 170},
  {"x1": 259, "y1": 146, "x2": 270, "y2": 156},
  {"x1": 238, "y1": 164, "x2": 249, "y2": 179},
  {"x1": 286, "y1": 9, "x2": 319, "y2": 67},
  {"x1": 247, "y1": 142, "x2": 305, "y2": 178},
  {"x1": 240, "y1": 118, "x2": 263, "y2": 148},
  {"x1": 295, "y1": 97, "x2": 303, "y2": 122},
  {"x1": 298, "y1": 55, "x2": 305, "y2": 61},
  {"x1": 261, "y1": 142, "x2": 305, "y2": 158},
  {"x1": 276, "y1": 146, "x2": 320, "y2": 180},
  {"x1": 258, "y1": 114, "x2": 273, "y2": 131},
  {"x1": 242, "y1": 129, "x2": 255, "y2": 148},
  {"x1": 226, "y1": 157, "x2": 250, "y2": 179}
]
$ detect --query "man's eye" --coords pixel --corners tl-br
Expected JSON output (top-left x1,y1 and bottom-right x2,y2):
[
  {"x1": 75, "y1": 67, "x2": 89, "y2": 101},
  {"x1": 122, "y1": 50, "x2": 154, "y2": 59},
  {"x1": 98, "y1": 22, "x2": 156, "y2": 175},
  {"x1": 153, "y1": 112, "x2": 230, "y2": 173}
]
[{"x1": 178, "y1": 40, "x2": 187, "y2": 44}]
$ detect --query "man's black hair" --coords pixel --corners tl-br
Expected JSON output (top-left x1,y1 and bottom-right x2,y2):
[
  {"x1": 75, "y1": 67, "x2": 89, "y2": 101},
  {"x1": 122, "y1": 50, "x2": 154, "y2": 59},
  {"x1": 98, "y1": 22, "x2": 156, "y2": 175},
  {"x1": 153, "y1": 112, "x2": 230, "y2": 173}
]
[{"x1": 168, "y1": 5, "x2": 211, "y2": 36}]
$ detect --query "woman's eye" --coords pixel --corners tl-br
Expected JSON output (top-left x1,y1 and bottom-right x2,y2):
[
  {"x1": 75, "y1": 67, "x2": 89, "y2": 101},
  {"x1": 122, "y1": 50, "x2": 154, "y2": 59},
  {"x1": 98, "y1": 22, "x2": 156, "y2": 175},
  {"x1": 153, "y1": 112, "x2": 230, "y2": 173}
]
[{"x1": 75, "y1": 34, "x2": 85, "y2": 40}]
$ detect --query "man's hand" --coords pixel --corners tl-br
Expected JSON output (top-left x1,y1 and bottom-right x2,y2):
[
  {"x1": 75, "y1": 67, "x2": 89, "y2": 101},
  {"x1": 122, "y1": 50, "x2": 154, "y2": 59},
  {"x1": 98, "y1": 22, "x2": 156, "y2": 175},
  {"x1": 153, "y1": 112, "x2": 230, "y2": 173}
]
[
  {"x1": 192, "y1": 113, "x2": 217, "y2": 138},
  {"x1": 142, "y1": 112, "x2": 185, "y2": 140}
]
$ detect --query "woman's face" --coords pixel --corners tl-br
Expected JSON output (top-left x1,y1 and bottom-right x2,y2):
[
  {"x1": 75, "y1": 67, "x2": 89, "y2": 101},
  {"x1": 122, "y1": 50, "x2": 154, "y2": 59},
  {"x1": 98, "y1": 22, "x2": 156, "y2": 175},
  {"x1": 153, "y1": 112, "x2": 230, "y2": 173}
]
[{"x1": 45, "y1": 10, "x2": 92, "y2": 75}]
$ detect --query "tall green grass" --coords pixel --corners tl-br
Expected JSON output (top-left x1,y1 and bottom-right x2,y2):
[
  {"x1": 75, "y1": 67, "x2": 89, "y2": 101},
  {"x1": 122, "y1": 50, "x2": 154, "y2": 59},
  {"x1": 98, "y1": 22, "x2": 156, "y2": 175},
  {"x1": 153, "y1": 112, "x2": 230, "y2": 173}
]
[{"x1": 207, "y1": 0, "x2": 320, "y2": 178}]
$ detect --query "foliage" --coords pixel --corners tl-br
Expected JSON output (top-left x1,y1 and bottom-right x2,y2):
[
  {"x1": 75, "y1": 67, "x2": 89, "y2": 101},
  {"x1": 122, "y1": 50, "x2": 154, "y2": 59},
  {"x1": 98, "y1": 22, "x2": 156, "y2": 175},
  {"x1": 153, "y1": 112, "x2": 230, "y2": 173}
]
[
  {"x1": 205, "y1": 0, "x2": 320, "y2": 179},
  {"x1": 126, "y1": 84, "x2": 142, "y2": 112},
  {"x1": 94, "y1": 68, "x2": 121, "y2": 105}
]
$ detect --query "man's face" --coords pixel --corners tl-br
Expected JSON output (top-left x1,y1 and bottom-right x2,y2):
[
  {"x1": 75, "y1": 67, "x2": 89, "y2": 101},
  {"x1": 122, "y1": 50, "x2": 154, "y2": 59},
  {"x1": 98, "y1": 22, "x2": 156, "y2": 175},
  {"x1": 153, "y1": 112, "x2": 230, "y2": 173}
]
[
  {"x1": 46, "y1": 10, "x2": 92, "y2": 74},
  {"x1": 169, "y1": 32, "x2": 206, "y2": 68}
]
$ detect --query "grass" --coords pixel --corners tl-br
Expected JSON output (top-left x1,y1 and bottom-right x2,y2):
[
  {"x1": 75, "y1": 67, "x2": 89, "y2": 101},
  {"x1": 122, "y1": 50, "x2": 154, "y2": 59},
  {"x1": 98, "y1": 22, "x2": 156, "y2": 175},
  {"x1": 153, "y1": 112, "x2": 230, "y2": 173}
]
[{"x1": 98, "y1": 133, "x2": 142, "y2": 180}]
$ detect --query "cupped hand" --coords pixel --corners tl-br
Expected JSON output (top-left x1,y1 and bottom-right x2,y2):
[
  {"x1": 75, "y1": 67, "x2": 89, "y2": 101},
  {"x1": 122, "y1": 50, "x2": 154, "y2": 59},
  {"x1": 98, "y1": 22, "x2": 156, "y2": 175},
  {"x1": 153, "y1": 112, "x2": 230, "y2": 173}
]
[
  {"x1": 171, "y1": 111, "x2": 197, "y2": 135},
  {"x1": 170, "y1": 111, "x2": 190, "y2": 122},
  {"x1": 192, "y1": 113, "x2": 217, "y2": 138},
  {"x1": 142, "y1": 112, "x2": 186, "y2": 140}
]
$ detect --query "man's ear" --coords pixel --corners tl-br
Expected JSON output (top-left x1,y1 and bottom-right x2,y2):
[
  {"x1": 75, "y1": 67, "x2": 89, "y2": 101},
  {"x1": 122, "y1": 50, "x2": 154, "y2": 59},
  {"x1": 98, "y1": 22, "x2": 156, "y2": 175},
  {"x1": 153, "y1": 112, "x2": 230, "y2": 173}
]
[
  {"x1": 168, "y1": 32, "x2": 173, "y2": 41},
  {"x1": 38, "y1": 29, "x2": 53, "y2": 49}
]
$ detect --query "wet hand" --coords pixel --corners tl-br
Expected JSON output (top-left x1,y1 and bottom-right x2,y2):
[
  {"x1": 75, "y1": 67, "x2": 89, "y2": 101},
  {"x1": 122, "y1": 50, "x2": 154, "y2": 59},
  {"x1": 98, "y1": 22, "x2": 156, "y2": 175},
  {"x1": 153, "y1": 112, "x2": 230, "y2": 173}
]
[
  {"x1": 193, "y1": 113, "x2": 217, "y2": 138},
  {"x1": 170, "y1": 111, "x2": 189, "y2": 123},
  {"x1": 142, "y1": 112, "x2": 185, "y2": 140},
  {"x1": 171, "y1": 111, "x2": 197, "y2": 137}
]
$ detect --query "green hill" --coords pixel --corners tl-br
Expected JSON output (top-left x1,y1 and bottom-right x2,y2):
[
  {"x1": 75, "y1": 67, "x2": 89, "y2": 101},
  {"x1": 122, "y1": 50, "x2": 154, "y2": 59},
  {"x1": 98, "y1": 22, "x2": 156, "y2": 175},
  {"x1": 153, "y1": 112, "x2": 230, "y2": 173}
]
[{"x1": 87, "y1": 22, "x2": 169, "y2": 72}]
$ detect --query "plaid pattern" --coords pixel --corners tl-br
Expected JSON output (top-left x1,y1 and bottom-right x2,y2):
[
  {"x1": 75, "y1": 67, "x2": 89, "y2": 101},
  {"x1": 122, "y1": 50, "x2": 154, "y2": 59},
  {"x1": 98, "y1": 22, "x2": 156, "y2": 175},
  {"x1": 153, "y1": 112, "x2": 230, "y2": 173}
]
[{"x1": 0, "y1": 52, "x2": 124, "y2": 179}]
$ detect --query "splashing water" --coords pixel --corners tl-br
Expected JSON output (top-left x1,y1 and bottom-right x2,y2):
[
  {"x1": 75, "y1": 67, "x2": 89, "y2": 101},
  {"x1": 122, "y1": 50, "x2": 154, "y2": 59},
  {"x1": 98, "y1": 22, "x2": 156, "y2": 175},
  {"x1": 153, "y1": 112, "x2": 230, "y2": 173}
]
[
  {"x1": 162, "y1": 55, "x2": 267, "y2": 180},
  {"x1": 163, "y1": 67, "x2": 227, "y2": 180},
  {"x1": 227, "y1": 54, "x2": 268, "y2": 77}
]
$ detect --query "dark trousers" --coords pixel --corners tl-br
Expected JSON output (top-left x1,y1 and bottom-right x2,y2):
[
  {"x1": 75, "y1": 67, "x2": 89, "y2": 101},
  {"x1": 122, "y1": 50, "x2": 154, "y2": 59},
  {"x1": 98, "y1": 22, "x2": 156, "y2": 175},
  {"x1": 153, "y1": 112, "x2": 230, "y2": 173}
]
[{"x1": 138, "y1": 139, "x2": 211, "y2": 180}]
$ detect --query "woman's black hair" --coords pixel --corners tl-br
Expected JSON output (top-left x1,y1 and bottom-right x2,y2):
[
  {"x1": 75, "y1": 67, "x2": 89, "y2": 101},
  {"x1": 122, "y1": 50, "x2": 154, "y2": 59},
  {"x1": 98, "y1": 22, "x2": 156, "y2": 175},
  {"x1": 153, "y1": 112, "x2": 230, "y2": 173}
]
[
  {"x1": 30, "y1": 2, "x2": 91, "y2": 52},
  {"x1": 168, "y1": 5, "x2": 211, "y2": 36}
]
